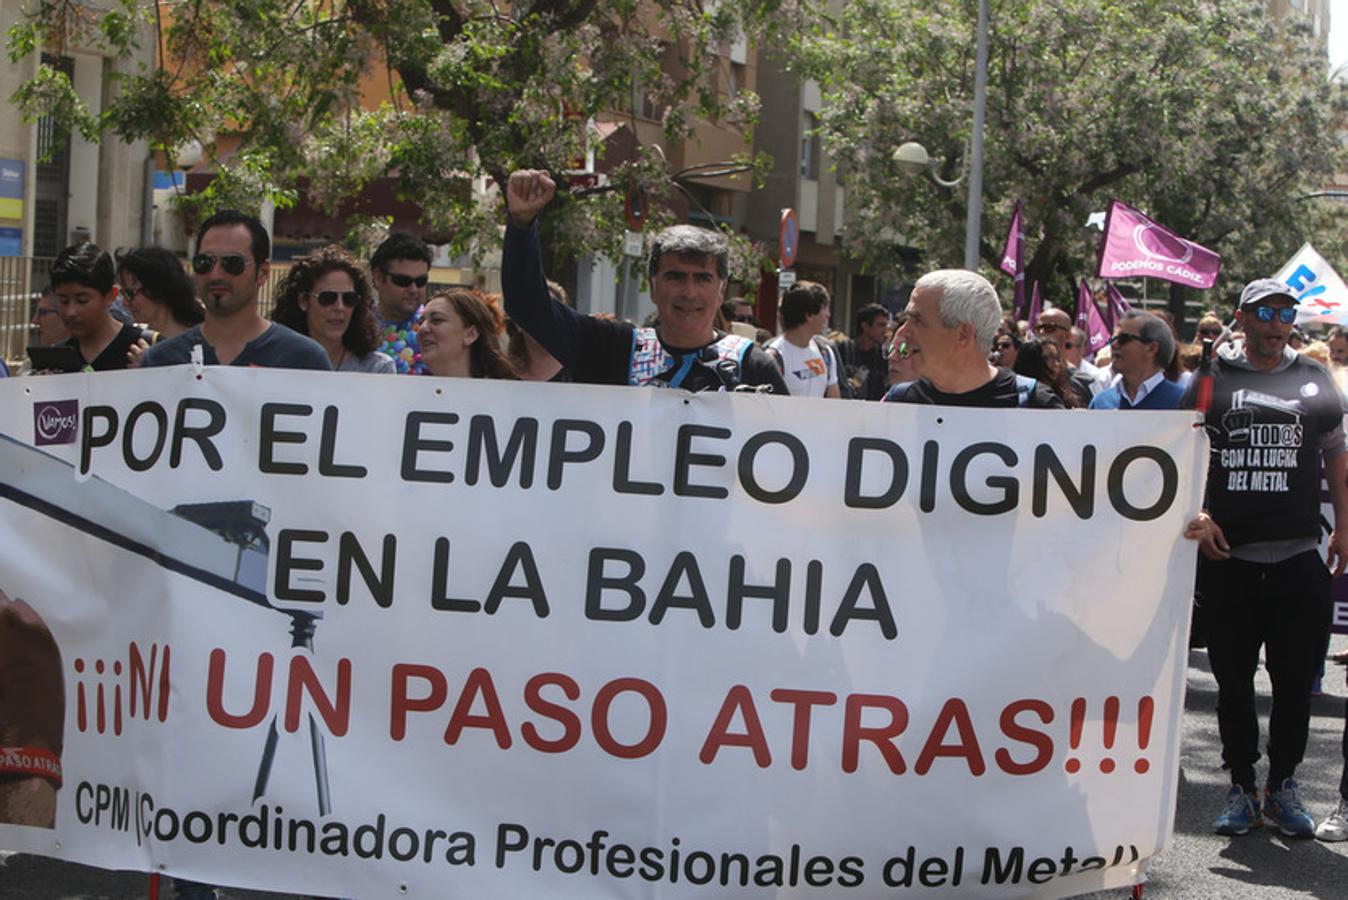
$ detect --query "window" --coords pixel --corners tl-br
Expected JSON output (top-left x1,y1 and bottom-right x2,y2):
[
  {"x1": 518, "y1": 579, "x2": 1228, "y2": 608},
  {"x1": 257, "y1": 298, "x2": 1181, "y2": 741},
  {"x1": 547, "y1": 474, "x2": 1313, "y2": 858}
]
[{"x1": 801, "y1": 112, "x2": 820, "y2": 180}]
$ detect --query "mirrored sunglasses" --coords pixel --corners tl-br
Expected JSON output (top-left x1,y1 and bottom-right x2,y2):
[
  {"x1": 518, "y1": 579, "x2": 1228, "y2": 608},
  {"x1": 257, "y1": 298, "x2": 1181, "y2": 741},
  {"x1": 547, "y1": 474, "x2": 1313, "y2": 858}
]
[{"x1": 1252, "y1": 305, "x2": 1297, "y2": 324}]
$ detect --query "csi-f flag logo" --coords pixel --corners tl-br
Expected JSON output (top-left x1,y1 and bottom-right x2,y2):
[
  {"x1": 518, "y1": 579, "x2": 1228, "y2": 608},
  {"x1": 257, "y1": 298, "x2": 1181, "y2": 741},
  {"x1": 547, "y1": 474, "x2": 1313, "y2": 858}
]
[{"x1": 1274, "y1": 244, "x2": 1348, "y2": 325}]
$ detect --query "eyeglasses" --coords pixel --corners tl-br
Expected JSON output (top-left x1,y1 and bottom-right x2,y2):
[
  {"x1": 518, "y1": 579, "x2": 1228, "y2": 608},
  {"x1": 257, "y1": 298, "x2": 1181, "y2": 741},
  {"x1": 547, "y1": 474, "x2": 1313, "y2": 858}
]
[
  {"x1": 385, "y1": 272, "x2": 429, "y2": 289},
  {"x1": 994, "y1": 341, "x2": 1014, "y2": 350},
  {"x1": 1110, "y1": 333, "x2": 1148, "y2": 348},
  {"x1": 119, "y1": 284, "x2": 143, "y2": 301},
  {"x1": 311, "y1": 290, "x2": 360, "y2": 309},
  {"x1": 192, "y1": 253, "x2": 249, "y2": 276},
  {"x1": 1251, "y1": 305, "x2": 1297, "y2": 325},
  {"x1": 1197, "y1": 327, "x2": 1222, "y2": 338}
]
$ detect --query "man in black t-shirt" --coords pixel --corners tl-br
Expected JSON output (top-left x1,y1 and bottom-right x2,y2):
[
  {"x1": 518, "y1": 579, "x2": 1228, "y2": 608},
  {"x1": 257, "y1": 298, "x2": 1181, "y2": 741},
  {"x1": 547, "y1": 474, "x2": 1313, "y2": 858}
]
[
  {"x1": 834, "y1": 303, "x2": 891, "y2": 400},
  {"x1": 883, "y1": 269, "x2": 1062, "y2": 408},
  {"x1": 502, "y1": 170, "x2": 785, "y2": 394},
  {"x1": 1183, "y1": 278, "x2": 1348, "y2": 840}
]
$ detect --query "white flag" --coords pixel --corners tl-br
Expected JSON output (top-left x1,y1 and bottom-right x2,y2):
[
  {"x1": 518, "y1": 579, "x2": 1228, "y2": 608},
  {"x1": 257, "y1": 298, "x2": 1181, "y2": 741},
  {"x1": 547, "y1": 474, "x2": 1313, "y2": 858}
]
[{"x1": 1273, "y1": 243, "x2": 1348, "y2": 325}]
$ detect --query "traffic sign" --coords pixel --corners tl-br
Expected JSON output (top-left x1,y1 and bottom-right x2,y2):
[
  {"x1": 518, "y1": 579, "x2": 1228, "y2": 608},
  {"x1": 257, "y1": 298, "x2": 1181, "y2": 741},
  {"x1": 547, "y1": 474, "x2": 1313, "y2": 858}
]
[
  {"x1": 779, "y1": 208, "x2": 799, "y2": 268},
  {"x1": 623, "y1": 230, "x2": 644, "y2": 258},
  {"x1": 778, "y1": 268, "x2": 797, "y2": 288},
  {"x1": 625, "y1": 183, "x2": 648, "y2": 231}
]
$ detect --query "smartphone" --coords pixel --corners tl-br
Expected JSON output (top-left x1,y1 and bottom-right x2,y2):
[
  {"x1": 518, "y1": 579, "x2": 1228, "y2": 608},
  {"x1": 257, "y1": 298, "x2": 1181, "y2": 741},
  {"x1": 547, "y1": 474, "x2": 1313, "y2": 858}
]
[{"x1": 26, "y1": 345, "x2": 85, "y2": 373}]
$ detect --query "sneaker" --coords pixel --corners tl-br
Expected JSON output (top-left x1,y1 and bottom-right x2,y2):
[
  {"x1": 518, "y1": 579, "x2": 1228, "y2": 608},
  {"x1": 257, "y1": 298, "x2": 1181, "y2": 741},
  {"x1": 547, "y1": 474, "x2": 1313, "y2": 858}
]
[
  {"x1": 1316, "y1": 797, "x2": 1348, "y2": 842},
  {"x1": 1213, "y1": 785, "x2": 1261, "y2": 835},
  {"x1": 1264, "y1": 778, "x2": 1315, "y2": 837}
]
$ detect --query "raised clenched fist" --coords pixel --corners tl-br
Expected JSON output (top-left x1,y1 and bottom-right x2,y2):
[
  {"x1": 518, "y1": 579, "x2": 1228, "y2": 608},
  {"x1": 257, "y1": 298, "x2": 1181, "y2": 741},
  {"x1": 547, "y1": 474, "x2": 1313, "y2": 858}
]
[{"x1": 506, "y1": 169, "x2": 557, "y2": 228}]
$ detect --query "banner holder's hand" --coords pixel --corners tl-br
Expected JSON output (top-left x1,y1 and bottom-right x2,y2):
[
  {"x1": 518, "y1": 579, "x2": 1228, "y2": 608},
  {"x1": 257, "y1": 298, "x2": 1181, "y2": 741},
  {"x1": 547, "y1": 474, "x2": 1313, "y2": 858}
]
[{"x1": 1184, "y1": 512, "x2": 1230, "y2": 561}]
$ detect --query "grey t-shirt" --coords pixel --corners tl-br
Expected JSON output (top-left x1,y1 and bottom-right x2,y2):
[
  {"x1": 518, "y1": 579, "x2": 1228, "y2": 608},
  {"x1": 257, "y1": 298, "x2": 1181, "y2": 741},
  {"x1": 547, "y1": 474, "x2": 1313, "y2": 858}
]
[
  {"x1": 337, "y1": 350, "x2": 396, "y2": 374},
  {"x1": 142, "y1": 323, "x2": 332, "y2": 370}
]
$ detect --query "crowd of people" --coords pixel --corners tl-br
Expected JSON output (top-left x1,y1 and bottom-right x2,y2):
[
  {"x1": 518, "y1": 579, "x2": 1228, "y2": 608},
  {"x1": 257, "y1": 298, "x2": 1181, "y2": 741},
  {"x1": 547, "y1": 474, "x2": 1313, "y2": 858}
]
[{"x1": 14, "y1": 167, "x2": 1348, "y2": 866}]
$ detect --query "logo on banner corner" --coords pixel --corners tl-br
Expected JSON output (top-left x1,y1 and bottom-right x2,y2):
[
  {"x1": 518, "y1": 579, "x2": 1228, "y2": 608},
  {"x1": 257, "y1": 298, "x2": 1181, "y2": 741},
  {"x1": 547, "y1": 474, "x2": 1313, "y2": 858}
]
[{"x1": 34, "y1": 400, "x2": 78, "y2": 446}]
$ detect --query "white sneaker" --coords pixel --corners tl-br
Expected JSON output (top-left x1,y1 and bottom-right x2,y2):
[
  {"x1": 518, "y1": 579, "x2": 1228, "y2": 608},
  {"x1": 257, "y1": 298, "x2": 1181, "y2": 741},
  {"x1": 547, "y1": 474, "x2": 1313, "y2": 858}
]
[{"x1": 1315, "y1": 797, "x2": 1348, "y2": 842}]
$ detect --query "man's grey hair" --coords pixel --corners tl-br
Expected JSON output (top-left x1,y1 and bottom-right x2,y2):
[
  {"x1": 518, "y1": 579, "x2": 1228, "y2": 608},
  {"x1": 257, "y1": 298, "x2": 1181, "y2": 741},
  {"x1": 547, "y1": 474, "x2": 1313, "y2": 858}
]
[
  {"x1": 647, "y1": 225, "x2": 729, "y2": 280},
  {"x1": 914, "y1": 269, "x2": 1002, "y2": 351},
  {"x1": 1122, "y1": 310, "x2": 1175, "y2": 367}
]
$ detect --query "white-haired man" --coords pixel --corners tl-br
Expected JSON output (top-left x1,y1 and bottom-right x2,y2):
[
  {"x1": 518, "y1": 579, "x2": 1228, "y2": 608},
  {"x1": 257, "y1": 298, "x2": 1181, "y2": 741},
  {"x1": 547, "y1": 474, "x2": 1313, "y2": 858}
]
[{"x1": 884, "y1": 269, "x2": 1062, "y2": 408}]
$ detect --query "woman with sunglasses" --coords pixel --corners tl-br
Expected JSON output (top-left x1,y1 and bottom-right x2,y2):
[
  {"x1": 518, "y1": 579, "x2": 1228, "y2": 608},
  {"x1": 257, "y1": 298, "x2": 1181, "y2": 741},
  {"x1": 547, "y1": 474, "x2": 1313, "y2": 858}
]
[
  {"x1": 1089, "y1": 311, "x2": 1183, "y2": 410},
  {"x1": 990, "y1": 330, "x2": 1020, "y2": 370},
  {"x1": 416, "y1": 289, "x2": 518, "y2": 379},
  {"x1": 116, "y1": 247, "x2": 204, "y2": 340},
  {"x1": 270, "y1": 245, "x2": 395, "y2": 373},
  {"x1": 1012, "y1": 338, "x2": 1081, "y2": 408}
]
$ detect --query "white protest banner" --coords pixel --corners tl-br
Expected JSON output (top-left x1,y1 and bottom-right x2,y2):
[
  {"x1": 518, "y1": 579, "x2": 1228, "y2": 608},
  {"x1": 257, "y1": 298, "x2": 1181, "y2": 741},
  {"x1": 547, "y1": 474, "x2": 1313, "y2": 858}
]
[
  {"x1": 0, "y1": 369, "x2": 1205, "y2": 898},
  {"x1": 1274, "y1": 243, "x2": 1348, "y2": 326}
]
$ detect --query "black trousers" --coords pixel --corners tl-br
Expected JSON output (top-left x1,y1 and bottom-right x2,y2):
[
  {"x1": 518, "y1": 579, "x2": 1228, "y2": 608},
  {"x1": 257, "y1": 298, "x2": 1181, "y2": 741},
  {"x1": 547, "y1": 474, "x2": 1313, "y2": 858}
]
[
  {"x1": 1341, "y1": 695, "x2": 1348, "y2": 801},
  {"x1": 1198, "y1": 550, "x2": 1331, "y2": 789}
]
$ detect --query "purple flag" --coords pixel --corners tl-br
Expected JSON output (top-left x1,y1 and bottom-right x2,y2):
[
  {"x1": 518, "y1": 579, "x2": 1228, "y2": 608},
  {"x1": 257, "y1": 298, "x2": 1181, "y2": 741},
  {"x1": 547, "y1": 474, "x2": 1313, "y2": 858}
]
[
  {"x1": 1095, "y1": 199, "x2": 1221, "y2": 289},
  {"x1": 1027, "y1": 281, "x2": 1042, "y2": 336},
  {"x1": 1000, "y1": 201, "x2": 1026, "y2": 319},
  {"x1": 1105, "y1": 283, "x2": 1132, "y2": 331},
  {"x1": 1078, "y1": 279, "x2": 1111, "y2": 360}
]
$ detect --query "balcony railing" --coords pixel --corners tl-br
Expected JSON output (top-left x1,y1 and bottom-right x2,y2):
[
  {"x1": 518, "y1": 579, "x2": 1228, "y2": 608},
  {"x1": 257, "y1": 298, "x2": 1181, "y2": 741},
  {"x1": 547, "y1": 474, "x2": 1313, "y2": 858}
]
[{"x1": 0, "y1": 256, "x2": 55, "y2": 368}]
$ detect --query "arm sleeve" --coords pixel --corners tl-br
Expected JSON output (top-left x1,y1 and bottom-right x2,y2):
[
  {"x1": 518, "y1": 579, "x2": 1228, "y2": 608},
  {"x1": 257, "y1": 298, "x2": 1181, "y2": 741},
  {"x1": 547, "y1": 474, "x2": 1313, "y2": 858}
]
[
  {"x1": 1031, "y1": 385, "x2": 1066, "y2": 408},
  {"x1": 1316, "y1": 367, "x2": 1346, "y2": 459},
  {"x1": 741, "y1": 345, "x2": 789, "y2": 394},
  {"x1": 502, "y1": 221, "x2": 586, "y2": 370}
]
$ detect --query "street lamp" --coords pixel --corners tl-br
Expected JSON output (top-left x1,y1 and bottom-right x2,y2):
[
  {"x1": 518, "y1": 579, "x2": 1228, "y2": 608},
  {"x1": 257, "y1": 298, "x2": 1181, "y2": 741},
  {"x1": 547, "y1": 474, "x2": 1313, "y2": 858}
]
[{"x1": 891, "y1": 0, "x2": 989, "y2": 272}]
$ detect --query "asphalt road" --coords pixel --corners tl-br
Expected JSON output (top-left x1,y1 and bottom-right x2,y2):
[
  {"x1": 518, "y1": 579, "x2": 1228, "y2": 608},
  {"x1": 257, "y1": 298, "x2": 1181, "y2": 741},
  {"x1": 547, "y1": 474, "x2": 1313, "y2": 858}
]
[{"x1": 5, "y1": 640, "x2": 1348, "y2": 899}]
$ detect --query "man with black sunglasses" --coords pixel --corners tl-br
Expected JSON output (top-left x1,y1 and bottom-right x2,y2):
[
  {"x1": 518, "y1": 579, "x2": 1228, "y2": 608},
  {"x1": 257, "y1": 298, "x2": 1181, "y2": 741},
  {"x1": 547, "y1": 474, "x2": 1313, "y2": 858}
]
[
  {"x1": 369, "y1": 232, "x2": 433, "y2": 374},
  {"x1": 142, "y1": 210, "x2": 330, "y2": 370},
  {"x1": 1183, "y1": 278, "x2": 1348, "y2": 840}
]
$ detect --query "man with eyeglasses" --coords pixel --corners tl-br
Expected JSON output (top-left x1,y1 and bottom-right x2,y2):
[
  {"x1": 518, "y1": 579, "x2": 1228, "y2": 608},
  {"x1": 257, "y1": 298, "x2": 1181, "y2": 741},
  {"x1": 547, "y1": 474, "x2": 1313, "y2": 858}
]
[
  {"x1": 1088, "y1": 311, "x2": 1182, "y2": 410},
  {"x1": 1182, "y1": 278, "x2": 1348, "y2": 839},
  {"x1": 142, "y1": 210, "x2": 330, "y2": 370},
  {"x1": 369, "y1": 232, "x2": 433, "y2": 374},
  {"x1": 29, "y1": 284, "x2": 68, "y2": 347}
]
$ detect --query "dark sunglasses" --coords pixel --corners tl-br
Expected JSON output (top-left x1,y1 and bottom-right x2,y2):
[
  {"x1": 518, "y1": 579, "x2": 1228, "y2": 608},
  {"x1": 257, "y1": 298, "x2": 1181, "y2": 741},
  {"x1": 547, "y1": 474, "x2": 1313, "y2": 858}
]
[
  {"x1": 1110, "y1": 333, "x2": 1149, "y2": 348},
  {"x1": 386, "y1": 272, "x2": 429, "y2": 289},
  {"x1": 1063, "y1": 341, "x2": 1076, "y2": 350},
  {"x1": 1251, "y1": 305, "x2": 1297, "y2": 324},
  {"x1": 312, "y1": 290, "x2": 360, "y2": 309},
  {"x1": 1197, "y1": 327, "x2": 1222, "y2": 338},
  {"x1": 192, "y1": 253, "x2": 249, "y2": 276},
  {"x1": 994, "y1": 340, "x2": 1014, "y2": 350}
]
